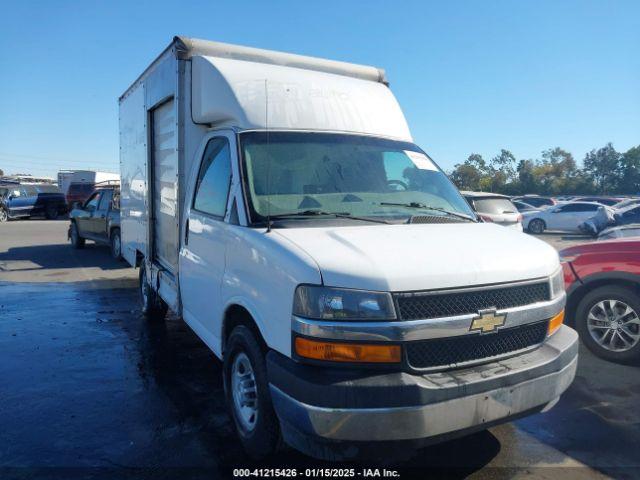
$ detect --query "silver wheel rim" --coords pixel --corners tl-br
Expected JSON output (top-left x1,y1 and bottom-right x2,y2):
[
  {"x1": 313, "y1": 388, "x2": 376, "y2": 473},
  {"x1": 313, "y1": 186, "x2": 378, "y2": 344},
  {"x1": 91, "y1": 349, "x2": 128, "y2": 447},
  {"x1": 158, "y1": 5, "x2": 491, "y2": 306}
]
[
  {"x1": 0, "y1": 210, "x2": 7, "y2": 222},
  {"x1": 587, "y1": 299, "x2": 640, "y2": 352},
  {"x1": 531, "y1": 220, "x2": 543, "y2": 233},
  {"x1": 231, "y1": 352, "x2": 258, "y2": 432}
]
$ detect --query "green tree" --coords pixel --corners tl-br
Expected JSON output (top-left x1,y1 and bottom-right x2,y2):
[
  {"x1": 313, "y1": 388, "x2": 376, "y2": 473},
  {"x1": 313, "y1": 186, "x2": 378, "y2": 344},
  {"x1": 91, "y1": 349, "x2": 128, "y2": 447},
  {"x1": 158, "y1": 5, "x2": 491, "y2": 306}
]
[
  {"x1": 516, "y1": 159, "x2": 538, "y2": 193},
  {"x1": 449, "y1": 154, "x2": 489, "y2": 191},
  {"x1": 617, "y1": 145, "x2": 640, "y2": 194},
  {"x1": 0, "y1": 168, "x2": 4, "y2": 177},
  {"x1": 583, "y1": 143, "x2": 622, "y2": 194},
  {"x1": 491, "y1": 149, "x2": 517, "y2": 182}
]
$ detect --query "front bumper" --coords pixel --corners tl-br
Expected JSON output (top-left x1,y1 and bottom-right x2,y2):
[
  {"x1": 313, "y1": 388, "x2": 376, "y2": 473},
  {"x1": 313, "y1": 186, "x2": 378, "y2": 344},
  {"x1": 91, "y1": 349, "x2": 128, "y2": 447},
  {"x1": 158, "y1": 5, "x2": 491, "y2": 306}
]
[{"x1": 268, "y1": 325, "x2": 578, "y2": 446}]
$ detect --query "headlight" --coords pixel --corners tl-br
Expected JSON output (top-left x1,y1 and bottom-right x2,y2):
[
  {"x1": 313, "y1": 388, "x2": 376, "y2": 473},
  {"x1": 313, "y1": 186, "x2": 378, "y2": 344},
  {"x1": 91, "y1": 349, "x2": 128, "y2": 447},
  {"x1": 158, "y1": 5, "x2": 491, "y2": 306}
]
[
  {"x1": 549, "y1": 269, "x2": 564, "y2": 299},
  {"x1": 293, "y1": 285, "x2": 396, "y2": 321}
]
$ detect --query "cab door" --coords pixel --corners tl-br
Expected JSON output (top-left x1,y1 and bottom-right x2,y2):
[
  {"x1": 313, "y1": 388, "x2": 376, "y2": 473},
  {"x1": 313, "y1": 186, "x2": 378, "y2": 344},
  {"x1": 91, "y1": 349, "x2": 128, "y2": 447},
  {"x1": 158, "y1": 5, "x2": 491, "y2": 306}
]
[
  {"x1": 75, "y1": 191, "x2": 102, "y2": 237},
  {"x1": 92, "y1": 190, "x2": 113, "y2": 240},
  {"x1": 546, "y1": 204, "x2": 575, "y2": 230},
  {"x1": 179, "y1": 132, "x2": 236, "y2": 355}
]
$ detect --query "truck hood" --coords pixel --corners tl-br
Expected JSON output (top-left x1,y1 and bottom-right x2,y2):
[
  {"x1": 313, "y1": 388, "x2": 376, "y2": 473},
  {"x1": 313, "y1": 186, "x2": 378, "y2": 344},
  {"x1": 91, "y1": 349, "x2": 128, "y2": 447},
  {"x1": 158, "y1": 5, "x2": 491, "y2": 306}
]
[{"x1": 275, "y1": 223, "x2": 559, "y2": 291}]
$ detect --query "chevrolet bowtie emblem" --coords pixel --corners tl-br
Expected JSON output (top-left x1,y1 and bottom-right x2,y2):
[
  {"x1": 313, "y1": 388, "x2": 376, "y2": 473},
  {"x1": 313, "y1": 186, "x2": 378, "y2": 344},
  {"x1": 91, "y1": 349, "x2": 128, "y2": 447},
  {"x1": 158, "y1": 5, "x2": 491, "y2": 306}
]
[{"x1": 470, "y1": 310, "x2": 507, "y2": 333}]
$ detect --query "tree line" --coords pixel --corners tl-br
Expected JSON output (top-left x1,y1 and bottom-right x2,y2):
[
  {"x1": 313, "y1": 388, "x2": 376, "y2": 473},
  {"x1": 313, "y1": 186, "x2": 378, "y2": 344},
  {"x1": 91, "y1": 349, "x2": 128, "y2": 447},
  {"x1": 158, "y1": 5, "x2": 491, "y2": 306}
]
[{"x1": 448, "y1": 143, "x2": 640, "y2": 196}]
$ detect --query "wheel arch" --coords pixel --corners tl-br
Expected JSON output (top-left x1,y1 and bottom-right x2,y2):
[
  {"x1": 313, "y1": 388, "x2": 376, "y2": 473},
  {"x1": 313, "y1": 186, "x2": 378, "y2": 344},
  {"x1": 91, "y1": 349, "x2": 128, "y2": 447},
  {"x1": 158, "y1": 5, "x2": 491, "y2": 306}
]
[
  {"x1": 566, "y1": 272, "x2": 640, "y2": 326},
  {"x1": 221, "y1": 303, "x2": 268, "y2": 356}
]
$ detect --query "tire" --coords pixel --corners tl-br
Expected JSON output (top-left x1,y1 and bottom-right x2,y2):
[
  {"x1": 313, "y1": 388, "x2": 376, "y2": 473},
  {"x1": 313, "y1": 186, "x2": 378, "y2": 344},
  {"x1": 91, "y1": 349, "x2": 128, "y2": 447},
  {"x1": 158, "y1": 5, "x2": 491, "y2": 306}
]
[
  {"x1": 224, "y1": 325, "x2": 280, "y2": 460},
  {"x1": 69, "y1": 222, "x2": 85, "y2": 249},
  {"x1": 0, "y1": 208, "x2": 8, "y2": 223},
  {"x1": 528, "y1": 218, "x2": 546, "y2": 234},
  {"x1": 139, "y1": 262, "x2": 168, "y2": 321},
  {"x1": 575, "y1": 285, "x2": 640, "y2": 364},
  {"x1": 110, "y1": 228, "x2": 122, "y2": 261},
  {"x1": 45, "y1": 204, "x2": 59, "y2": 220}
]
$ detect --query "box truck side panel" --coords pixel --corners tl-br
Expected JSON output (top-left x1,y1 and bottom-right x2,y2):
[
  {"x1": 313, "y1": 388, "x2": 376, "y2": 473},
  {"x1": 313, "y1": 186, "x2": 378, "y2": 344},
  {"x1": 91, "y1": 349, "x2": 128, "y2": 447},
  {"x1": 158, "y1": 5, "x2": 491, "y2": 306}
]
[
  {"x1": 119, "y1": 84, "x2": 148, "y2": 267},
  {"x1": 150, "y1": 98, "x2": 179, "y2": 272}
]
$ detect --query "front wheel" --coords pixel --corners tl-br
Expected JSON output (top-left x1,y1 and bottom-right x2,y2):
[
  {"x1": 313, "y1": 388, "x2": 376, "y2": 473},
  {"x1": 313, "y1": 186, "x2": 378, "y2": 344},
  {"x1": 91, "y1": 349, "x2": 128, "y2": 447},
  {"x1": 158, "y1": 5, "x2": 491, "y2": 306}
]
[
  {"x1": 528, "y1": 218, "x2": 546, "y2": 234},
  {"x1": 69, "y1": 222, "x2": 85, "y2": 249},
  {"x1": 139, "y1": 262, "x2": 168, "y2": 321},
  {"x1": 110, "y1": 228, "x2": 122, "y2": 260},
  {"x1": 0, "y1": 208, "x2": 8, "y2": 223},
  {"x1": 575, "y1": 285, "x2": 640, "y2": 364},
  {"x1": 224, "y1": 325, "x2": 280, "y2": 460}
]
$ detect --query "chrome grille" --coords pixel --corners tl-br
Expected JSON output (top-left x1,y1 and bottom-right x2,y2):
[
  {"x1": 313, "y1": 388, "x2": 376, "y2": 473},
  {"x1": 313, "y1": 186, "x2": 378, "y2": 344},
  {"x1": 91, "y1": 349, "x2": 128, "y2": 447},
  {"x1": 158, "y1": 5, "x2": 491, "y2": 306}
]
[
  {"x1": 406, "y1": 320, "x2": 549, "y2": 369},
  {"x1": 395, "y1": 282, "x2": 550, "y2": 320}
]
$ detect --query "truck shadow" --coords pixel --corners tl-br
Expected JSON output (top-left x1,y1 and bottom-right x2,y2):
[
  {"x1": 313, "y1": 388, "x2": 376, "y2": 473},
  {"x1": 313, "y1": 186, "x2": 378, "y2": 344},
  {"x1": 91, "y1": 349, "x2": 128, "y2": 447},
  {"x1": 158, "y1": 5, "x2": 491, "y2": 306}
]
[{"x1": 0, "y1": 242, "x2": 126, "y2": 273}]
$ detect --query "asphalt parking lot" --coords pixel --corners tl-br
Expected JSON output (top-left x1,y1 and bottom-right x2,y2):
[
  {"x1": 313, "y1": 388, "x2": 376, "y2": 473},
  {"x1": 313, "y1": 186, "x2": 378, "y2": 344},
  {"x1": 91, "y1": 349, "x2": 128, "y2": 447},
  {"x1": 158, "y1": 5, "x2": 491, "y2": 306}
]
[{"x1": 1, "y1": 220, "x2": 639, "y2": 479}]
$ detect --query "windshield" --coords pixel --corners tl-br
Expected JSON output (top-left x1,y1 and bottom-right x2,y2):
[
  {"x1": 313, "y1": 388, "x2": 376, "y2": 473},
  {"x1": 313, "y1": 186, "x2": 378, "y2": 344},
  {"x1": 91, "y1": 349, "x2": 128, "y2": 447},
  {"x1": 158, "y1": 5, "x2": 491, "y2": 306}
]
[{"x1": 239, "y1": 132, "x2": 474, "y2": 225}]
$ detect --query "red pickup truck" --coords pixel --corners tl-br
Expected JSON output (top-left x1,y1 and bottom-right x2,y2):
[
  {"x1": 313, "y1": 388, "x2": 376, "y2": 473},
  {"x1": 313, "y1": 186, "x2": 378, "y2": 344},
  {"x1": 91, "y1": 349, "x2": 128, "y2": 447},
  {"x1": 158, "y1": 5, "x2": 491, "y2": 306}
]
[{"x1": 561, "y1": 239, "x2": 640, "y2": 363}]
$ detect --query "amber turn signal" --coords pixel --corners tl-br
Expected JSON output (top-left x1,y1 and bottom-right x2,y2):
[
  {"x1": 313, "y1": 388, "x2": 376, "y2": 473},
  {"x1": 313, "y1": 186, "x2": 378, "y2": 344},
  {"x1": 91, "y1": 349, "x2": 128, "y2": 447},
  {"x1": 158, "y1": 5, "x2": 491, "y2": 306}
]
[
  {"x1": 295, "y1": 337, "x2": 401, "y2": 363},
  {"x1": 548, "y1": 310, "x2": 565, "y2": 336}
]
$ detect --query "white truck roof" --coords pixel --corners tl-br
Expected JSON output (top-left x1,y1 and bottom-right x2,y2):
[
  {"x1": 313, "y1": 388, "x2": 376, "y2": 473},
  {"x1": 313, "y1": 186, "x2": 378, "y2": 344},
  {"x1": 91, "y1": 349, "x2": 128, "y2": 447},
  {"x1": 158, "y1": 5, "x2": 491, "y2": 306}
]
[{"x1": 121, "y1": 36, "x2": 412, "y2": 141}]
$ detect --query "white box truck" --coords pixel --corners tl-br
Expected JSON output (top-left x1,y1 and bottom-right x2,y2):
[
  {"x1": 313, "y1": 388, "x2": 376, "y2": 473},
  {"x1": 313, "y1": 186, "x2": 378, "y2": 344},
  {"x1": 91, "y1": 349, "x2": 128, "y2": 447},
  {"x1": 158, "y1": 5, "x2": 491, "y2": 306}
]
[{"x1": 120, "y1": 36, "x2": 578, "y2": 460}]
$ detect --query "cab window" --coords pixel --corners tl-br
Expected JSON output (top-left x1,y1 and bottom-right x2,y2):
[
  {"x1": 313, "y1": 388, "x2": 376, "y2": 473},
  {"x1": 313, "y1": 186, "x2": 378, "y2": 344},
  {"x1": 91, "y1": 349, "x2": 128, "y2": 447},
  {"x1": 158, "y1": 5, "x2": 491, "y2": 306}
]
[
  {"x1": 193, "y1": 137, "x2": 232, "y2": 218},
  {"x1": 98, "y1": 190, "x2": 113, "y2": 210},
  {"x1": 84, "y1": 192, "x2": 101, "y2": 211}
]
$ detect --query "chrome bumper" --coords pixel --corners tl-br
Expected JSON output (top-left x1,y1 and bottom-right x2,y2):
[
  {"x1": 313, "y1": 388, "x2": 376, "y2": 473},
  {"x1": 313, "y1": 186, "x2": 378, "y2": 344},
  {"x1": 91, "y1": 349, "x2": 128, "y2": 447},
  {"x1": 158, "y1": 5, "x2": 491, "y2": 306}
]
[{"x1": 270, "y1": 325, "x2": 578, "y2": 443}]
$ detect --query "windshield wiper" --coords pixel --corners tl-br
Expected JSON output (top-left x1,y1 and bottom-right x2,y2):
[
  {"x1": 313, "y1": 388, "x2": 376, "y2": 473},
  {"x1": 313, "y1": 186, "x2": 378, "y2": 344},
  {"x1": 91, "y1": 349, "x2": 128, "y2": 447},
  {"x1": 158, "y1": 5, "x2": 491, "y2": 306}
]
[
  {"x1": 268, "y1": 210, "x2": 390, "y2": 225},
  {"x1": 378, "y1": 202, "x2": 477, "y2": 222}
]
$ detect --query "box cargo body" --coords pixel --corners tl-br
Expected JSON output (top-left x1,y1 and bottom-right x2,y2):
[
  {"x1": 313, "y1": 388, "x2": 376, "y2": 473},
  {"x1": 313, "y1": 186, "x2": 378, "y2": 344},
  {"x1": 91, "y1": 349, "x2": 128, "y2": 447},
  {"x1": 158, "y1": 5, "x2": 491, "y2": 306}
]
[
  {"x1": 119, "y1": 36, "x2": 407, "y2": 313},
  {"x1": 58, "y1": 170, "x2": 119, "y2": 195},
  {"x1": 119, "y1": 37, "x2": 577, "y2": 461}
]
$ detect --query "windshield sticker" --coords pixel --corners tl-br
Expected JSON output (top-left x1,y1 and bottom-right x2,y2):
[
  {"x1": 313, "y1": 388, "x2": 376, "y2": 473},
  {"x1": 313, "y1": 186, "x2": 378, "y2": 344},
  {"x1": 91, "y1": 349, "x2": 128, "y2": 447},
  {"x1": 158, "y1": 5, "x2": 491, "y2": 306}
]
[{"x1": 405, "y1": 151, "x2": 437, "y2": 171}]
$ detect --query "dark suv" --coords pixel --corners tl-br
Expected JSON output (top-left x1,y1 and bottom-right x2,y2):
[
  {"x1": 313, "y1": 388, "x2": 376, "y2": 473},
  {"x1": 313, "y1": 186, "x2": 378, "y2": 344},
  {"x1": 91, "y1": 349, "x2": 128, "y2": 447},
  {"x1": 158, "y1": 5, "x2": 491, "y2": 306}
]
[
  {"x1": 68, "y1": 185, "x2": 121, "y2": 260},
  {"x1": 0, "y1": 182, "x2": 67, "y2": 222}
]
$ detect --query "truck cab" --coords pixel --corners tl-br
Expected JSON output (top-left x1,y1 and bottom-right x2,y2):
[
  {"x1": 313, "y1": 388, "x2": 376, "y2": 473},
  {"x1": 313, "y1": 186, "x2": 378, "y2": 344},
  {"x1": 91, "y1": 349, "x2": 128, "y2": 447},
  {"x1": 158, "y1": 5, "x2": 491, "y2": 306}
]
[
  {"x1": 120, "y1": 37, "x2": 578, "y2": 461},
  {"x1": 0, "y1": 182, "x2": 66, "y2": 221},
  {"x1": 68, "y1": 182, "x2": 121, "y2": 259}
]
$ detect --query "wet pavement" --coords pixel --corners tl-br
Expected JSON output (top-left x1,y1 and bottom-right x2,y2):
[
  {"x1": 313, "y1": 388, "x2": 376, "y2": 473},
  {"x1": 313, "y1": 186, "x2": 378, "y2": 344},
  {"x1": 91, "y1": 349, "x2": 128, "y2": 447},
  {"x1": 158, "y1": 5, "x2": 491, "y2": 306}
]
[{"x1": 1, "y1": 221, "x2": 638, "y2": 479}]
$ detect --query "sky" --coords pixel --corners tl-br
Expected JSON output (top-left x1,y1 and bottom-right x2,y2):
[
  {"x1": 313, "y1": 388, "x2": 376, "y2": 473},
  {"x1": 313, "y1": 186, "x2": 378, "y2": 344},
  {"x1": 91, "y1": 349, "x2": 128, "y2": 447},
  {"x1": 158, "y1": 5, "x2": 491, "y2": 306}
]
[{"x1": 0, "y1": 0, "x2": 638, "y2": 178}]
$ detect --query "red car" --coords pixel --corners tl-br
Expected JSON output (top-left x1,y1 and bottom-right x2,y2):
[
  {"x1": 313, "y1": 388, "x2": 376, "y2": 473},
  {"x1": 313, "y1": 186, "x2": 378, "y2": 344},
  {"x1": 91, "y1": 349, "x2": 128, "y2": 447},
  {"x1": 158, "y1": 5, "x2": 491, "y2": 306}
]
[{"x1": 561, "y1": 238, "x2": 640, "y2": 363}]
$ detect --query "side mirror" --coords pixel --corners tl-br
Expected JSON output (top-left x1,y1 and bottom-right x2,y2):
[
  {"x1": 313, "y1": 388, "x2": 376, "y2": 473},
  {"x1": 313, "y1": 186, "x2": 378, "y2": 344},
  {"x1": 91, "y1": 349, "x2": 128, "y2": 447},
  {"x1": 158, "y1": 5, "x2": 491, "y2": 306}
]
[{"x1": 72, "y1": 201, "x2": 82, "y2": 210}]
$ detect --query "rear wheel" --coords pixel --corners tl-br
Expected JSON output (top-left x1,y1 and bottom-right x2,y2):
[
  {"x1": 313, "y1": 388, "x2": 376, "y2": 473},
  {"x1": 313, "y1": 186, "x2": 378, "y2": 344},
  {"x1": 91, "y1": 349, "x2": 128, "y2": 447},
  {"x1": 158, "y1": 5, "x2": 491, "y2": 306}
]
[
  {"x1": 575, "y1": 285, "x2": 640, "y2": 364},
  {"x1": 224, "y1": 325, "x2": 280, "y2": 459},
  {"x1": 110, "y1": 228, "x2": 122, "y2": 260},
  {"x1": 139, "y1": 262, "x2": 167, "y2": 321},
  {"x1": 528, "y1": 218, "x2": 546, "y2": 234},
  {"x1": 69, "y1": 222, "x2": 85, "y2": 249},
  {"x1": 45, "y1": 204, "x2": 58, "y2": 220}
]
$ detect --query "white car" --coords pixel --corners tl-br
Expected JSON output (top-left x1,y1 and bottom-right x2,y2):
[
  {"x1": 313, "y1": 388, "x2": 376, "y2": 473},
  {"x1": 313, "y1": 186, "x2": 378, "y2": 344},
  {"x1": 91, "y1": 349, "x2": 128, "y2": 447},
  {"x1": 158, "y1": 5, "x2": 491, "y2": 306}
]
[
  {"x1": 523, "y1": 201, "x2": 604, "y2": 234},
  {"x1": 462, "y1": 192, "x2": 523, "y2": 230}
]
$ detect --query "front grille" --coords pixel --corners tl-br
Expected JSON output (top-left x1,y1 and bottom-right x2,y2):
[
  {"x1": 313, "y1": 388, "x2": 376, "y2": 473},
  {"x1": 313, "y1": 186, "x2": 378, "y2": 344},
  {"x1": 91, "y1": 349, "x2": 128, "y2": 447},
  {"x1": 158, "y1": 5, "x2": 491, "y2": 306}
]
[
  {"x1": 395, "y1": 282, "x2": 550, "y2": 320},
  {"x1": 406, "y1": 320, "x2": 549, "y2": 369},
  {"x1": 409, "y1": 215, "x2": 466, "y2": 224}
]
